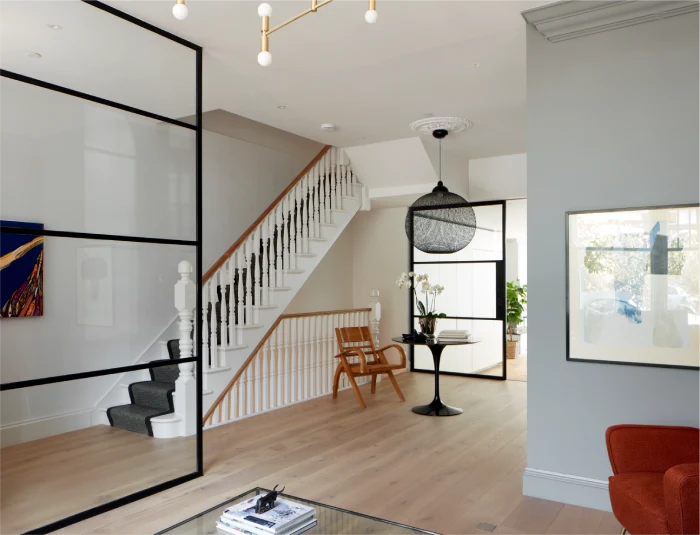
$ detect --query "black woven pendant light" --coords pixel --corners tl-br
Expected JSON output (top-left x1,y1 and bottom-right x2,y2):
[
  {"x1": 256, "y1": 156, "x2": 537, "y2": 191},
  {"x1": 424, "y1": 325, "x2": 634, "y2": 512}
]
[{"x1": 405, "y1": 129, "x2": 476, "y2": 254}]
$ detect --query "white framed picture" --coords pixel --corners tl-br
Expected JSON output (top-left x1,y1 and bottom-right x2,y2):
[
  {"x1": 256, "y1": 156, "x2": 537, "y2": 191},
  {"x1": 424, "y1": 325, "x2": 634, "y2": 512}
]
[{"x1": 567, "y1": 205, "x2": 699, "y2": 369}]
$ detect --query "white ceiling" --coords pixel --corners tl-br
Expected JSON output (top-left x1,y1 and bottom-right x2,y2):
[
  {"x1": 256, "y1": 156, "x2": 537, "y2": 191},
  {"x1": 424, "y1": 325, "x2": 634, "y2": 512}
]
[{"x1": 1, "y1": 0, "x2": 545, "y2": 160}]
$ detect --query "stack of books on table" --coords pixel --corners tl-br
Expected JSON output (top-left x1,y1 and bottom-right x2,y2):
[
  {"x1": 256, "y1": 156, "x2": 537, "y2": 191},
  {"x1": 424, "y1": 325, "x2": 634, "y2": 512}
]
[
  {"x1": 217, "y1": 494, "x2": 317, "y2": 535},
  {"x1": 438, "y1": 329, "x2": 471, "y2": 341}
]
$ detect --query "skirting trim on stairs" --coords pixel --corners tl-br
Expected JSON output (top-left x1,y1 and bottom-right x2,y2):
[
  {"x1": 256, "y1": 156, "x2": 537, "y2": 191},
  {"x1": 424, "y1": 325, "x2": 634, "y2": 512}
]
[{"x1": 522, "y1": 467, "x2": 612, "y2": 512}]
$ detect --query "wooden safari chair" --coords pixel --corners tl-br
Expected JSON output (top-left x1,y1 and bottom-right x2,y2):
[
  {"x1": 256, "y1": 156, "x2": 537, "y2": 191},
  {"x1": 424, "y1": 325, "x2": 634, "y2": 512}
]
[{"x1": 332, "y1": 326, "x2": 406, "y2": 408}]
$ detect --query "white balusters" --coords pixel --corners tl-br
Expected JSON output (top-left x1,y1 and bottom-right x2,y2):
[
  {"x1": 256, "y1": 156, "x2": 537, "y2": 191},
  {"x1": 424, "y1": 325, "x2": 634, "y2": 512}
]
[
  {"x1": 261, "y1": 223, "x2": 269, "y2": 306},
  {"x1": 335, "y1": 148, "x2": 342, "y2": 209},
  {"x1": 254, "y1": 348, "x2": 262, "y2": 413},
  {"x1": 209, "y1": 277, "x2": 218, "y2": 354},
  {"x1": 324, "y1": 153, "x2": 332, "y2": 223},
  {"x1": 227, "y1": 259, "x2": 235, "y2": 352},
  {"x1": 330, "y1": 148, "x2": 337, "y2": 211},
  {"x1": 203, "y1": 308, "x2": 379, "y2": 428},
  {"x1": 289, "y1": 191, "x2": 297, "y2": 270},
  {"x1": 245, "y1": 235, "x2": 254, "y2": 325},
  {"x1": 253, "y1": 226, "x2": 262, "y2": 320},
  {"x1": 319, "y1": 315, "x2": 327, "y2": 396},
  {"x1": 306, "y1": 316, "x2": 313, "y2": 400},
  {"x1": 262, "y1": 335, "x2": 269, "y2": 412},
  {"x1": 285, "y1": 318, "x2": 292, "y2": 405},
  {"x1": 306, "y1": 173, "x2": 315, "y2": 241},
  {"x1": 295, "y1": 184, "x2": 302, "y2": 258},
  {"x1": 276, "y1": 205, "x2": 284, "y2": 287}
]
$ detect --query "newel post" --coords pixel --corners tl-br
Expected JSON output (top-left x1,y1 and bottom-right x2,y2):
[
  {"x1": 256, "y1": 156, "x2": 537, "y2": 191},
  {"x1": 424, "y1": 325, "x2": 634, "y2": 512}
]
[
  {"x1": 369, "y1": 288, "x2": 381, "y2": 347},
  {"x1": 175, "y1": 260, "x2": 196, "y2": 437}
]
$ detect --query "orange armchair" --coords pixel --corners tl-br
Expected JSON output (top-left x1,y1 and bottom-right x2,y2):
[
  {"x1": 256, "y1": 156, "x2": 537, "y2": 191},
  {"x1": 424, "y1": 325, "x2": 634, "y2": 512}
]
[{"x1": 606, "y1": 425, "x2": 699, "y2": 534}]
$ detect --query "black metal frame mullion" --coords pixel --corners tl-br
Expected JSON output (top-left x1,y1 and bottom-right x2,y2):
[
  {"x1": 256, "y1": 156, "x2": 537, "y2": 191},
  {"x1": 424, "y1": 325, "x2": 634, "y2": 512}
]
[
  {"x1": 408, "y1": 200, "x2": 507, "y2": 380},
  {"x1": 1, "y1": 2, "x2": 204, "y2": 533}
]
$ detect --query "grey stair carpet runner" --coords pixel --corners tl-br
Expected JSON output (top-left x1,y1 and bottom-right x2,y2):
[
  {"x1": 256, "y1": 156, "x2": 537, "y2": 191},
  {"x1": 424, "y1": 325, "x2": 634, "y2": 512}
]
[{"x1": 106, "y1": 340, "x2": 181, "y2": 436}]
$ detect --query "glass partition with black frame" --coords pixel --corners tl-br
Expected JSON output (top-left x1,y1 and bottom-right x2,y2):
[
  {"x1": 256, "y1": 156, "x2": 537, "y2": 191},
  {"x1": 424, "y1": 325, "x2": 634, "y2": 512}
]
[
  {"x1": 0, "y1": 2, "x2": 202, "y2": 533},
  {"x1": 408, "y1": 201, "x2": 507, "y2": 379}
]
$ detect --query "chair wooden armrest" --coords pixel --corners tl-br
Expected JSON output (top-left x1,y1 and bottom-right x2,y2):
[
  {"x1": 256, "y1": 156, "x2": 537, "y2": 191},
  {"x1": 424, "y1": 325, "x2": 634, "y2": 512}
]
[
  {"x1": 333, "y1": 326, "x2": 406, "y2": 408},
  {"x1": 376, "y1": 344, "x2": 407, "y2": 368},
  {"x1": 334, "y1": 348, "x2": 368, "y2": 373}
]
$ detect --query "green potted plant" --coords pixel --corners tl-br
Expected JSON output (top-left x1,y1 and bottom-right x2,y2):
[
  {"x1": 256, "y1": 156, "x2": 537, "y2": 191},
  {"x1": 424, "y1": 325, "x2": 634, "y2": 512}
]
[
  {"x1": 506, "y1": 279, "x2": 527, "y2": 359},
  {"x1": 397, "y1": 272, "x2": 445, "y2": 338}
]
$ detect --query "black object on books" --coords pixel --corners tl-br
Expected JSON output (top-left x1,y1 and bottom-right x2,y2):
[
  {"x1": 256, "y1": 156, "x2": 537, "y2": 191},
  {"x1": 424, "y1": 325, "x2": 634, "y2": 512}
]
[
  {"x1": 255, "y1": 485, "x2": 285, "y2": 514},
  {"x1": 402, "y1": 330, "x2": 427, "y2": 343}
]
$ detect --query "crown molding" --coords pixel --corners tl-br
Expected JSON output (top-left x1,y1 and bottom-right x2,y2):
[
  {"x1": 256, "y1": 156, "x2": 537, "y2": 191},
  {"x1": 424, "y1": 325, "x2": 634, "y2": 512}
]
[{"x1": 522, "y1": 0, "x2": 699, "y2": 42}]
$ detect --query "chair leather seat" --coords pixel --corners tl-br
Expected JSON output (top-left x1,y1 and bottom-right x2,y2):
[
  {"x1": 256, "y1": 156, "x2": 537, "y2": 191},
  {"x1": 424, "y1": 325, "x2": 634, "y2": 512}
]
[
  {"x1": 347, "y1": 362, "x2": 403, "y2": 373},
  {"x1": 609, "y1": 473, "x2": 669, "y2": 535}
]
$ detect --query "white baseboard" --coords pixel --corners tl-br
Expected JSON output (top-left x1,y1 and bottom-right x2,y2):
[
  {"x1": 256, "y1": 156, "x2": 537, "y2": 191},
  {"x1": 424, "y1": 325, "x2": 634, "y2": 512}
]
[
  {"x1": 0, "y1": 409, "x2": 95, "y2": 447},
  {"x1": 523, "y1": 467, "x2": 612, "y2": 512}
]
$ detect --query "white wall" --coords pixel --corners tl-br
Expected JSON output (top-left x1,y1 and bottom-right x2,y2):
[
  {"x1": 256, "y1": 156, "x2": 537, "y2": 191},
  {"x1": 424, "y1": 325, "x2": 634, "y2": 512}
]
[
  {"x1": 285, "y1": 207, "x2": 410, "y2": 366},
  {"x1": 0, "y1": 78, "x2": 197, "y2": 444},
  {"x1": 202, "y1": 130, "x2": 318, "y2": 269},
  {"x1": 469, "y1": 153, "x2": 527, "y2": 201},
  {"x1": 525, "y1": 13, "x2": 699, "y2": 511},
  {"x1": 0, "y1": 78, "x2": 320, "y2": 444},
  {"x1": 285, "y1": 226, "x2": 355, "y2": 315},
  {"x1": 350, "y1": 208, "x2": 411, "y2": 364}
]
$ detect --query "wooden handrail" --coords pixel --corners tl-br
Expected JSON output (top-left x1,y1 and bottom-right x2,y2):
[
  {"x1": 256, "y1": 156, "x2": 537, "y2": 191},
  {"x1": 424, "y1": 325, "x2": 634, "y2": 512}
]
[
  {"x1": 203, "y1": 307, "x2": 371, "y2": 424},
  {"x1": 203, "y1": 145, "x2": 332, "y2": 283}
]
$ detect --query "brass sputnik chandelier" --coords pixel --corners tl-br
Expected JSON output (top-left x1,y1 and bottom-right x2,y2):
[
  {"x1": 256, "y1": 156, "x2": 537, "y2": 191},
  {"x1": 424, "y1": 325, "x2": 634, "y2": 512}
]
[
  {"x1": 171, "y1": 0, "x2": 378, "y2": 67},
  {"x1": 257, "y1": 0, "x2": 378, "y2": 66}
]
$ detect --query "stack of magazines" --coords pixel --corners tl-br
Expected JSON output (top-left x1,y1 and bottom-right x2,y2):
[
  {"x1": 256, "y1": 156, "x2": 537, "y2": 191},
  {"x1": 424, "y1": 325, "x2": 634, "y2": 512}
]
[
  {"x1": 217, "y1": 494, "x2": 317, "y2": 535},
  {"x1": 438, "y1": 329, "x2": 471, "y2": 340}
]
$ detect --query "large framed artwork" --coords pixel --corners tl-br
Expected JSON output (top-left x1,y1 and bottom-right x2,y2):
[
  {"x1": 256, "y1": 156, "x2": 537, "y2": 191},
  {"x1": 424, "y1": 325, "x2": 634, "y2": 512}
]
[
  {"x1": 567, "y1": 205, "x2": 699, "y2": 370},
  {"x1": 0, "y1": 221, "x2": 44, "y2": 317}
]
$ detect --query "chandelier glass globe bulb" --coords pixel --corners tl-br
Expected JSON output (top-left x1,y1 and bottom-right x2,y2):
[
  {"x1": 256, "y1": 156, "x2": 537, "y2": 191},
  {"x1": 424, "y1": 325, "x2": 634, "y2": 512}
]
[
  {"x1": 258, "y1": 3, "x2": 272, "y2": 17},
  {"x1": 258, "y1": 51, "x2": 272, "y2": 67},
  {"x1": 365, "y1": 9, "x2": 378, "y2": 23},
  {"x1": 172, "y1": 2, "x2": 188, "y2": 20}
]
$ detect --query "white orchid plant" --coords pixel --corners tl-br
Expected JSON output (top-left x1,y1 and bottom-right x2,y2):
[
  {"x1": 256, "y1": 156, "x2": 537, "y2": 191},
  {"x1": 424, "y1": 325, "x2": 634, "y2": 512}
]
[{"x1": 396, "y1": 272, "x2": 446, "y2": 320}]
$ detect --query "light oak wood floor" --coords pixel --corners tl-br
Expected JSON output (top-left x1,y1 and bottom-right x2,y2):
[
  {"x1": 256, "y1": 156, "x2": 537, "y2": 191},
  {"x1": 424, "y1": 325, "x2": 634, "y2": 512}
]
[
  {"x1": 5, "y1": 373, "x2": 619, "y2": 534},
  {"x1": 1, "y1": 426, "x2": 195, "y2": 534},
  {"x1": 483, "y1": 355, "x2": 528, "y2": 382}
]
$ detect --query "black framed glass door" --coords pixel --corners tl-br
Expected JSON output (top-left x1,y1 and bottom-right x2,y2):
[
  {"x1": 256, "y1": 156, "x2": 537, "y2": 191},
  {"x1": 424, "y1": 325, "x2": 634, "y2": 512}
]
[
  {"x1": 0, "y1": 1, "x2": 203, "y2": 532},
  {"x1": 408, "y1": 200, "x2": 507, "y2": 379}
]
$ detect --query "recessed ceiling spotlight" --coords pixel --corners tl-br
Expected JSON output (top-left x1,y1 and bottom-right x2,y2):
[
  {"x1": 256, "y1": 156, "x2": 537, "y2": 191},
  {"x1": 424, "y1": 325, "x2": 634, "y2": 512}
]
[
  {"x1": 320, "y1": 123, "x2": 336, "y2": 132},
  {"x1": 277, "y1": 105, "x2": 286, "y2": 109},
  {"x1": 47, "y1": 24, "x2": 62, "y2": 30},
  {"x1": 473, "y1": 63, "x2": 481, "y2": 67},
  {"x1": 26, "y1": 52, "x2": 42, "y2": 59}
]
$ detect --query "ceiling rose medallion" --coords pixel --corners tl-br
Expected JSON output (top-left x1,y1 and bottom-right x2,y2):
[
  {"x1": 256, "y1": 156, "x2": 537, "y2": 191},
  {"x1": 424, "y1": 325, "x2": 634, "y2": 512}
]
[{"x1": 409, "y1": 117, "x2": 473, "y2": 135}]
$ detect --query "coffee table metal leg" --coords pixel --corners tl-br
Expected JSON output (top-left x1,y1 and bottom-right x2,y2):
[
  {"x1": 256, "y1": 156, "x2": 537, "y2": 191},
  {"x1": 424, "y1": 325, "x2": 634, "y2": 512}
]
[{"x1": 412, "y1": 344, "x2": 463, "y2": 416}]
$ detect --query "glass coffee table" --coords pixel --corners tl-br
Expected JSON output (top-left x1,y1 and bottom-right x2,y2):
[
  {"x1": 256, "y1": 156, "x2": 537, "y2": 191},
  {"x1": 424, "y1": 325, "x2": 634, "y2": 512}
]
[{"x1": 156, "y1": 488, "x2": 439, "y2": 535}]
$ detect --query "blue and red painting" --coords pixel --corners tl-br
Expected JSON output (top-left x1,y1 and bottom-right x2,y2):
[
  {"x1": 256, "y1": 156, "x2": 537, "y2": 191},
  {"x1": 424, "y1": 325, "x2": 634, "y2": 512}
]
[{"x1": 0, "y1": 221, "x2": 44, "y2": 317}]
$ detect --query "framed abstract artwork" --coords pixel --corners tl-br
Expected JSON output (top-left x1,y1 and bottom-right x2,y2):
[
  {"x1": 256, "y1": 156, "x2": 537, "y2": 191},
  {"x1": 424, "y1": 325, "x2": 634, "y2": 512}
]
[
  {"x1": 0, "y1": 221, "x2": 44, "y2": 317},
  {"x1": 566, "y1": 205, "x2": 699, "y2": 370}
]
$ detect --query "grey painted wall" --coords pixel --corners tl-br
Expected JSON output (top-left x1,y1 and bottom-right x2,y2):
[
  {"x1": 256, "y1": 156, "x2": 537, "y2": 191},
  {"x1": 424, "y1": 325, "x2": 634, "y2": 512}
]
[{"x1": 527, "y1": 13, "x2": 699, "y2": 482}]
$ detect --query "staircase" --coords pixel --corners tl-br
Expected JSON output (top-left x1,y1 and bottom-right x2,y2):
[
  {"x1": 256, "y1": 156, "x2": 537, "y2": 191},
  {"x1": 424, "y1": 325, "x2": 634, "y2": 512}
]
[
  {"x1": 98, "y1": 145, "x2": 368, "y2": 437},
  {"x1": 200, "y1": 146, "x2": 366, "y2": 420},
  {"x1": 107, "y1": 341, "x2": 181, "y2": 436}
]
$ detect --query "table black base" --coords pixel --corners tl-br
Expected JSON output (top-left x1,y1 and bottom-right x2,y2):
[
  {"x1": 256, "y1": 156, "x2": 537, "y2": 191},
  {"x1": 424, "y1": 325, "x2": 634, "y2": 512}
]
[{"x1": 412, "y1": 399, "x2": 463, "y2": 417}]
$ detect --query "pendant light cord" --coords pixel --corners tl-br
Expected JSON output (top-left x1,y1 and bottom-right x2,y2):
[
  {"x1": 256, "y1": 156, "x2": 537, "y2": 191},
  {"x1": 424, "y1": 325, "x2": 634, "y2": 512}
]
[{"x1": 438, "y1": 137, "x2": 442, "y2": 186}]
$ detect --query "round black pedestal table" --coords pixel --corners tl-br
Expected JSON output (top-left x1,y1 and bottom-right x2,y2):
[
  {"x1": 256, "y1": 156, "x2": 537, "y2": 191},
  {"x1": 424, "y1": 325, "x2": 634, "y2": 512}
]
[{"x1": 392, "y1": 336, "x2": 480, "y2": 417}]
